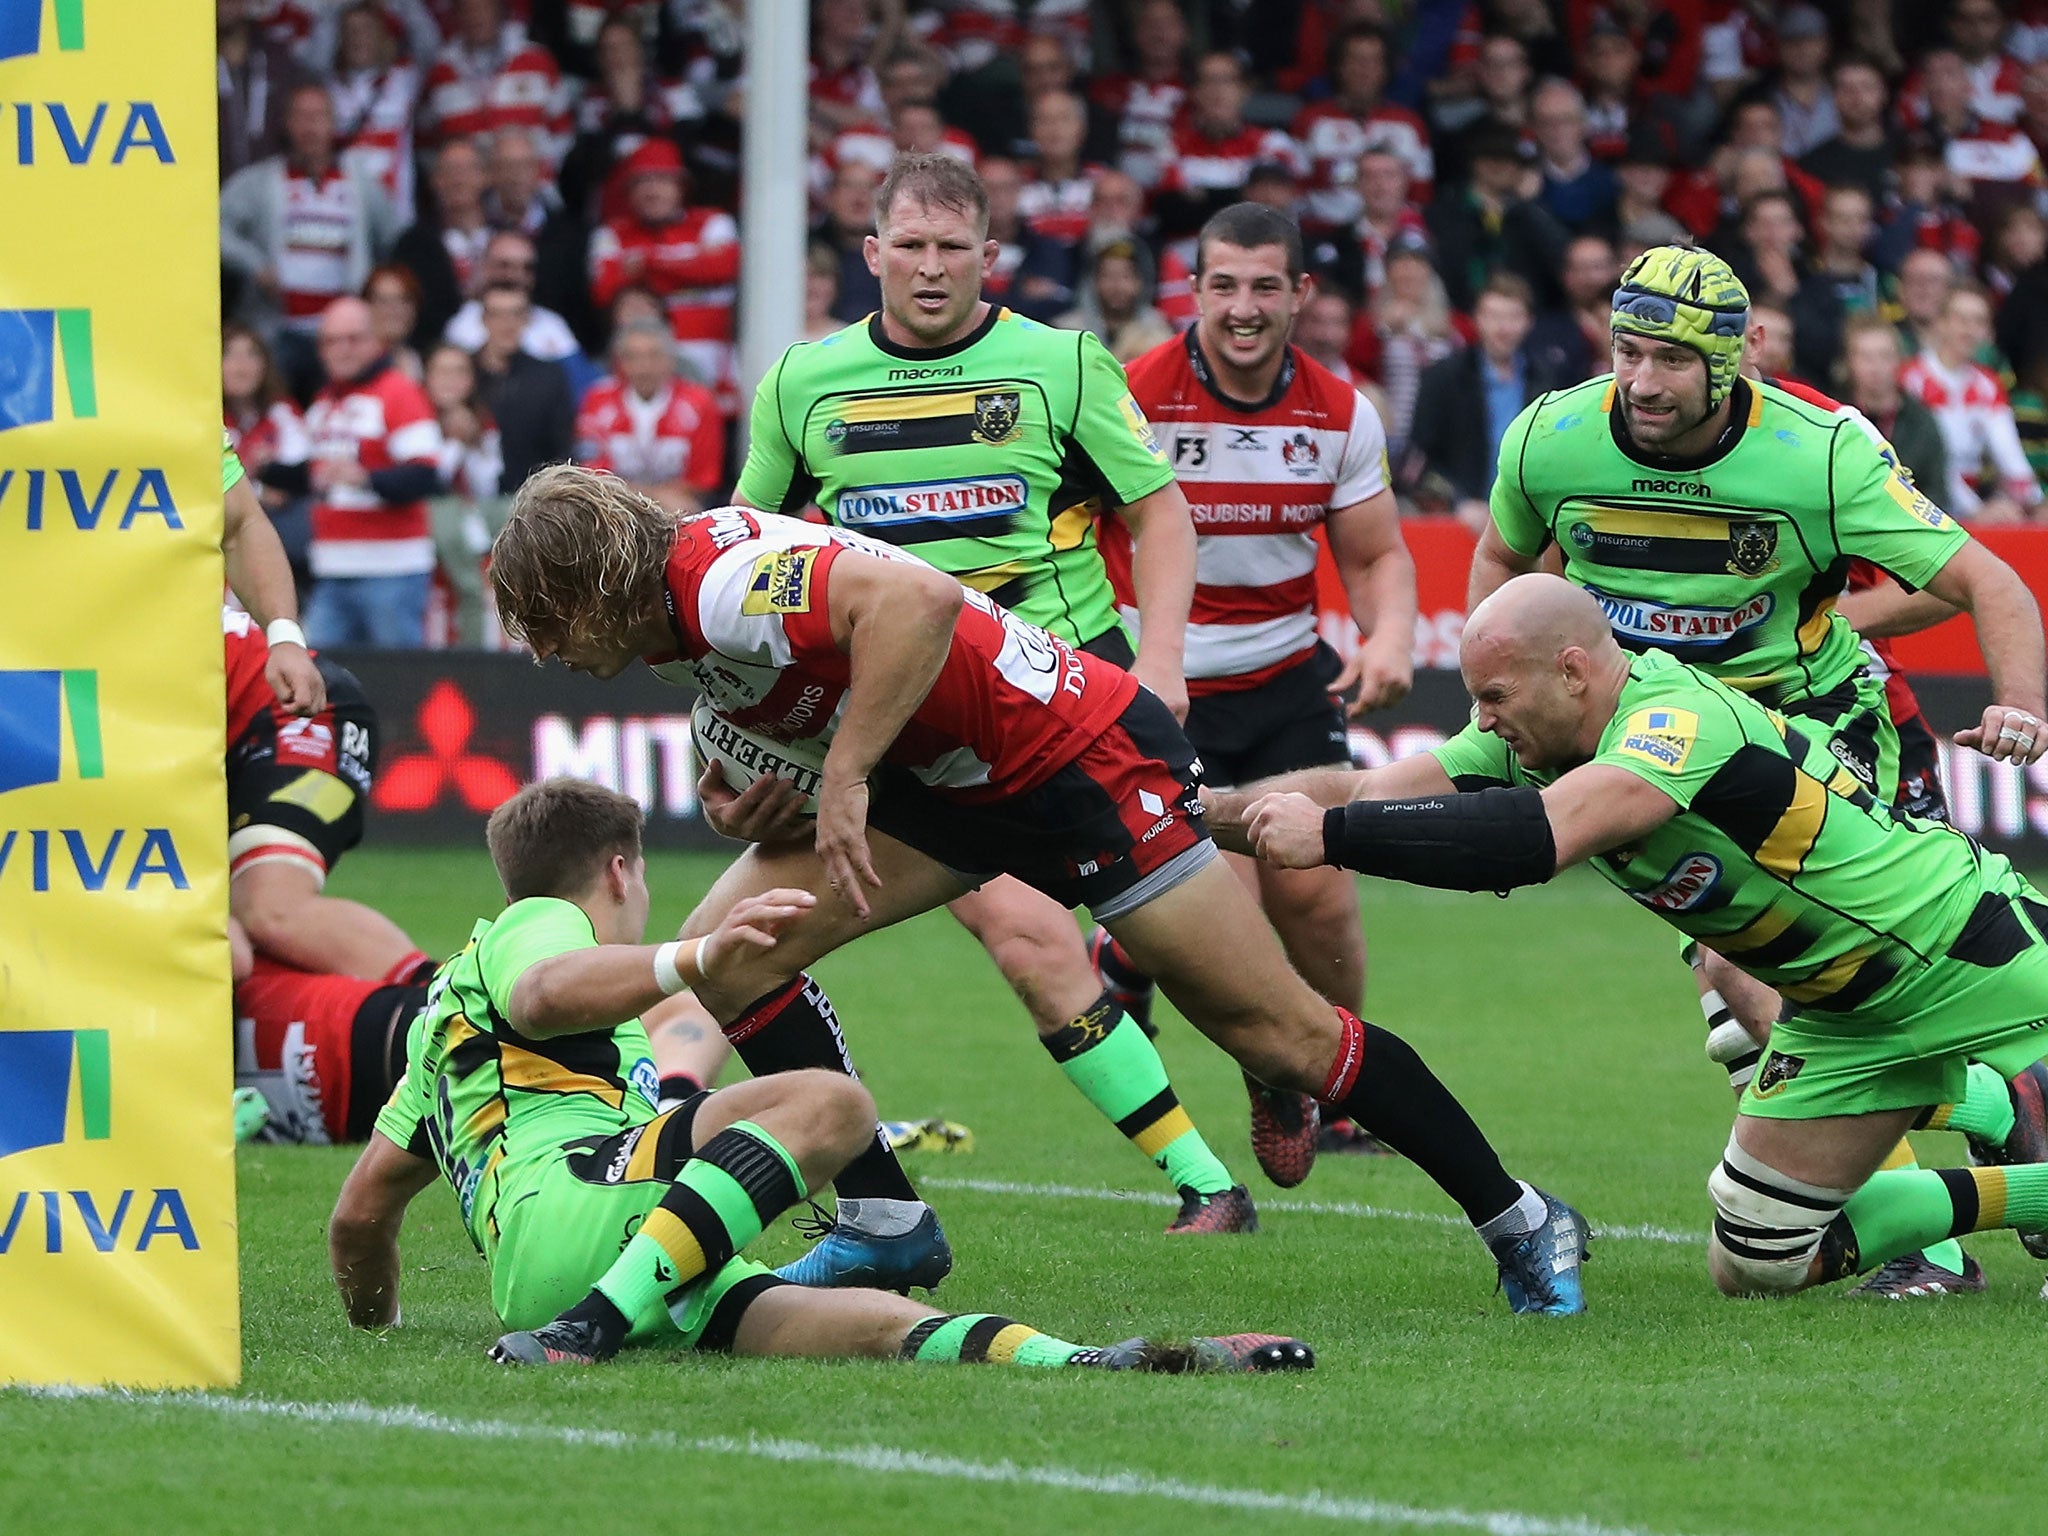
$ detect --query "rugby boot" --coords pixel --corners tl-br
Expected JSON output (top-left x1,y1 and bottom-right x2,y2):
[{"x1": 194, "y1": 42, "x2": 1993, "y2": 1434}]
[
  {"x1": 776, "y1": 1203, "x2": 954, "y2": 1292},
  {"x1": 1087, "y1": 925, "x2": 1158, "y2": 1038},
  {"x1": 1317, "y1": 1117, "x2": 1397, "y2": 1156},
  {"x1": 1084, "y1": 1333, "x2": 1315, "y2": 1373},
  {"x1": 1165, "y1": 1183, "x2": 1259, "y2": 1234},
  {"x1": 882, "y1": 1118, "x2": 975, "y2": 1154},
  {"x1": 1966, "y1": 1063, "x2": 2048, "y2": 1258},
  {"x1": 1245, "y1": 1072, "x2": 1319, "y2": 1188},
  {"x1": 1488, "y1": 1189, "x2": 1589, "y2": 1316},
  {"x1": 489, "y1": 1316, "x2": 618, "y2": 1366},
  {"x1": 1847, "y1": 1252, "x2": 1987, "y2": 1298}
]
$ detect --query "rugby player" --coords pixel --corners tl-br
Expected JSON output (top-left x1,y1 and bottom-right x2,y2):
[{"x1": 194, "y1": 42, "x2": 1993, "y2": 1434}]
[
  {"x1": 489, "y1": 468, "x2": 1588, "y2": 1314},
  {"x1": 1228, "y1": 575, "x2": 2048, "y2": 1299},
  {"x1": 1094, "y1": 202, "x2": 1416, "y2": 1170},
  {"x1": 222, "y1": 431, "x2": 323, "y2": 717},
  {"x1": 727, "y1": 151, "x2": 1279, "y2": 1246},
  {"x1": 235, "y1": 946, "x2": 421, "y2": 1146},
  {"x1": 329, "y1": 777, "x2": 1315, "y2": 1374}
]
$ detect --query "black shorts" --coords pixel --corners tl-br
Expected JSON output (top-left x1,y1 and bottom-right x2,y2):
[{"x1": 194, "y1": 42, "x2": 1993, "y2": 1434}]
[
  {"x1": 867, "y1": 688, "x2": 1216, "y2": 921},
  {"x1": 227, "y1": 657, "x2": 376, "y2": 883},
  {"x1": 1894, "y1": 709, "x2": 1951, "y2": 822},
  {"x1": 1183, "y1": 644, "x2": 1352, "y2": 788}
]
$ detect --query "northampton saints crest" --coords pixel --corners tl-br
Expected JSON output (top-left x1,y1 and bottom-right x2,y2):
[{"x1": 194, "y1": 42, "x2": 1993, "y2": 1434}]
[
  {"x1": 1726, "y1": 520, "x2": 1779, "y2": 577},
  {"x1": 972, "y1": 391, "x2": 1021, "y2": 443}
]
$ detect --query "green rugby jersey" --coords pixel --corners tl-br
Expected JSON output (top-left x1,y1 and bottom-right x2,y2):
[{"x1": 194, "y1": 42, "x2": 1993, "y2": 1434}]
[
  {"x1": 375, "y1": 897, "x2": 660, "y2": 1254},
  {"x1": 737, "y1": 307, "x2": 1176, "y2": 646},
  {"x1": 1432, "y1": 650, "x2": 2015, "y2": 1021},
  {"x1": 1489, "y1": 376, "x2": 1970, "y2": 707}
]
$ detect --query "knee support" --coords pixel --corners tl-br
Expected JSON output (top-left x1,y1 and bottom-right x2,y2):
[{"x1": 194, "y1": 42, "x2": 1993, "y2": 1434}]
[{"x1": 1705, "y1": 1136, "x2": 1855, "y2": 1295}]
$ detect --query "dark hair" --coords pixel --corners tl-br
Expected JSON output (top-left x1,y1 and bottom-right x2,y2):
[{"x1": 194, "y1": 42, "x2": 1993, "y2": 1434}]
[
  {"x1": 362, "y1": 262, "x2": 421, "y2": 310},
  {"x1": 222, "y1": 322, "x2": 283, "y2": 414},
  {"x1": 1328, "y1": 20, "x2": 1389, "y2": 81},
  {"x1": 1195, "y1": 201, "x2": 1305, "y2": 281},
  {"x1": 1478, "y1": 271, "x2": 1535, "y2": 311},
  {"x1": 486, "y1": 777, "x2": 645, "y2": 902},
  {"x1": 875, "y1": 152, "x2": 988, "y2": 235}
]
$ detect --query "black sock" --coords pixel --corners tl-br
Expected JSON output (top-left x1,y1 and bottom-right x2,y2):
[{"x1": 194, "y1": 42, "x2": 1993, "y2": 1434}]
[
  {"x1": 1332, "y1": 1019, "x2": 1521, "y2": 1226},
  {"x1": 723, "y1": 974, "x2": 918, "y2": 1203},
  {"x1": 559, "y1": 1288, "x2": 630, "y2": 1349},
  {"x1": 658, "y1": 1072, "x2": 704, "y2": 1101}
]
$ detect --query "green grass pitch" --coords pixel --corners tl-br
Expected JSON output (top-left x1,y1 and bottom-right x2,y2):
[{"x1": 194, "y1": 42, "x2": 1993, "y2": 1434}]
[{"x1": 5, "y1": 847, "x2": 2042, "y2": 1535}]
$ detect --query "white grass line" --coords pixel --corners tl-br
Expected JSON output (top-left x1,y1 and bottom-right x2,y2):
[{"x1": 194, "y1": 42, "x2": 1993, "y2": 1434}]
[
  {"x1": 919, "y1": 1176, "x2": 1703, "y2": 1246},
  {"x1": 26, "y1": 1387, "x2": 1718, "y2": 1536}
]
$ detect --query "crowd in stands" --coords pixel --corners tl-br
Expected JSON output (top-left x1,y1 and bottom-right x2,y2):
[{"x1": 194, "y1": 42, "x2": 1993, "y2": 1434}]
[{"x1": 218, "y1": 0, "x2": 2048, "y2": 648}]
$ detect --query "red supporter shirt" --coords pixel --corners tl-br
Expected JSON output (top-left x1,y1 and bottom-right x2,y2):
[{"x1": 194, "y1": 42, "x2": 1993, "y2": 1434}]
[
  {"x1": 646, "y1": 509, "x2": 1136, "y2": 800},
  {"x1": 1017, "y1": 168, "x2": 1101, "y2": 244},
  {"x1": 1291, "y1": 100, "x2": 1435, "y2": 227},
  {"x1": 422, "y1": 23, "x2": 568, "y2": 161},
  {"x1": 1106, "y1": 334, "x2": 1390, "y2": 692},
  {"x1": 1091, "y1": 74, "x2": 1185, "y2": 189},
  {"x1": 575, "y1": 376, "x2": 725, "y2": 492},
  {"x1": 1158, "y1": 122, "x2": 1306, "y2": 198},
  {"x1": 302, "y1": 359, "x2": 442, "y2": 578},
  {"x1": 589, "y1": 207, "x2": 740, "y2": 405}
]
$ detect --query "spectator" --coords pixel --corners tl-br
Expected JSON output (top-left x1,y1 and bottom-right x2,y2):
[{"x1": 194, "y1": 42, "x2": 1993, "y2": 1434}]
[
  {"x1": 363, "y1": 263, "x2": 425, "y2": 381},
  {"x1": 483, "y1": 126, "x2": 594, "y2": 341},
  {"x1": 391, "y1": 138, "x2": 494, "y2": 347},
  {"x1": 1293, "y1": 23, "x2": 1435, "y2": 231},
  {"x1": 1016, "y1": 89, "x2": 1099, "y2": 246},
  {"x1": 1747, "y1": 300, "x2": 1802, "y2": 382},
  {"x1": 301, "y1": 296, "x2": 443, "y2": 648},
  {"x1": 1090, "y1": 0, "x2": 1189, "y2": 191},
  {"x1": 1719, "y1": 97, "x2": 1827, "y2": 223},
  {"x1": 1984, "y1": 202, "x2": 2048, "y2": 302},
  {"x1": 574, "y1": 319, "x2": 725, "y2": 513},
  {"x1": 807, "y1": 0, "x2": 894, "y2": 147},
  {"x1": 588, "y1": 136, "x2": 740, "y2": 407},
  {"x1": 802, "y1": 242, "x2": 847, "y2": 341},
  {"x1": 1771, "y1": 5, "x2": 1840, "y2": 159},
  {"x1": 1528, "y1": 232, "x2": 1618, "y2": 384},
  {"x1": 223, "y1": 321, "x2": 313, "y2": 593},
  {"x1": 1566, "y1": 0, "x2": 1704, "y2": 105},
  {"x1": 445, "y1": 230, "x2": 587, "y2": 371},
  {"x1": 220, "y1": 82, "x2": 399, "y2": 397},
  {"x1": 1434, "y1": 33, "x2": 1533, "y2": 185},
  {"x1": 920, "y1": 0, "x2": 1086, "y2": 82},
  {"x1": 1617, "y1": 209, "x2": 1694, "y2": 266},
  {"x1": 1244, "y1": 161, "x2": 1306, "y2": 219},
  {"x1": 422, "y1": 0, "x2": 571, "y2": 167},
  {"x1": 317, "y1": 0, "x2": 431, "y2": 225},
  {"x1": 218, "y1": 0, "x2": 315, "y2": 184},
  {"x1": 1700, "y1": 0, "x2": 1776, "y2": 109},
  {"x1": 1309, "y1": 147, "x2": 1430, "y2": 304},
  {"x1": 1410, "y1": 272, "x2": 1557, "y2": 530},
  {"x1": 1369, "y1": 240, "x2": 1462, "y2": 464},
  {"x1": 981, "y1": 155, "x2": 1075, "y2": 320},
  {"x1": 1080, "y1": 166, "x2": 1194, "y2": 328},
  {"x1": 1837, "y1": 312, "x2": 1950, "y2": 497},
  {"x1": 1798, "y1": 55, "x2": 1897, "y2": 204},
  {"x1": 560, "y1": 16, "x2": 698, "y2": 222},
  {"x1": 1293, "y1": 285, "x2": 1367, "y2": 386},
  {"x1": 472, "y1": 281, "x2": 577, "y2": 493},
  {"x1": 1789, "y1": 183, "x2": 1883, "y2": 383},
  {"x1": 1578, "y1": 21, "x2": 1642, "y2": 164},
  {"x1": 1153, "y1": 52, "x2": 1304, "y2": 254},
  {"x1": 1614, "y1": 123, "x2": 1687, "y2": 238},
  {"x1": 1895, "y1": 246, "x2": 1959, "y2": 357},
  {"x1": 1426, "y1": 122, "x2": 1568, "y2": 311},
  {"x1": 1729, "y1": 187, "x2": 1807, "y2": 310},
  {"x1": 1949, "y1": 0, "x2": 2026, "y2": 123},
  {"x1": 1001, "y1": 29, "x2": 1119, "y2": 165},
  {"x1": 1900, "y1": 285, "x2": 2043, "y2": 520},
  {"x1": 811, "y1": 160, "x2": 884, "y2": 322},
  {"x1": 1054, "y1": 237, "x2": 1173, "y2": 365},
  {"x1": 421, "y1": 341, "x2": 505, "y2": 649},
  {"x1": 2021, "y1": 59, "x2": 2048, "y2": 161},
  {"x1": 1531, "y1": 79, "x2": 1618, "y2": 235},
  {"x1": 824, "y1": 49, "x2": 976, "y2": 184},
  {"x1": 1876, "y1": 137, "x2": 1986, "y2": 272}
]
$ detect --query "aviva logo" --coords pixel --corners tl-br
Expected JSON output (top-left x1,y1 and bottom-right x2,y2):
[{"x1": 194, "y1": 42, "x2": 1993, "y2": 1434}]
[
  {"x1": 0, "y1": 1028, "x2": 109, "y2": 1160},
  {"x1": 0, "y1": 0, "x2": 84, "y2": 61},
  {"x1": 0, "y1": 667, "x2": 100, "y2": 795},
  {"x1": 0, "y1": 308, "x2": 94, "y2": 433}
]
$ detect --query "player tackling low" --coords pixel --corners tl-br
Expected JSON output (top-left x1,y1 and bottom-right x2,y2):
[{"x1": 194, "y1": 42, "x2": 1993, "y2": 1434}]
[
  {"x1": 329, "y1": 777, "x2": 1314, "y2": 1372},
  {"x1": 1222, "y1": 575, "x2": 2048, "y2": 1296}
]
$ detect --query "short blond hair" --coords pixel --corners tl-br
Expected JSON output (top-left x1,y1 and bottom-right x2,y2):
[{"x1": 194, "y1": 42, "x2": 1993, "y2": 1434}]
[{"x1": 490, "y1": 463, "x2": 676, "y2": 658}]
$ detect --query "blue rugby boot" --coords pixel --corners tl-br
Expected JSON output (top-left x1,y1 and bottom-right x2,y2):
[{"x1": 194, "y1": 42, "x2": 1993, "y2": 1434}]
[
  {"x1": 1487, "y1": 1189, "x2": 1589, "y2": 1316},
  {"x1": 776, "y1": 1202, "x2": 954, "y2": 1292}
]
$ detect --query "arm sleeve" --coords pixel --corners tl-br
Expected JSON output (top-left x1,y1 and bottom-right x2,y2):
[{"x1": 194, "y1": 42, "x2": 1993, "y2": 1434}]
[
  {"x1": 734, "y1": 351, "x2": 809, "y2": 511},
  {"x1": 1069, "y1": 330, "x2": 1176, "y2": 506},
  {"x1": 371, "y1": 1051, "x2": 434, "y2": 1159},
  {"x1": 1829, "y1": 418, "x2": 1971, "y2": 591},
  {"x1": 474, "y1": 898, "x2": 602, "y2": 1024},
  {"x1": 1487, "y1": 399, "x2": 1551, "y2": 557},
  {"x1": 690, "y1": 535, "x2": 842, "y2": 665},
  {"x1": 1429, "y1": 719, "x2": 1520, "y2": 788},
  {"x1": 221, "y1": 431, "x2": 246, "y2": 495},
  {"x1": 1331, "y1": 389, "x2": 1391, "y2": 505}
]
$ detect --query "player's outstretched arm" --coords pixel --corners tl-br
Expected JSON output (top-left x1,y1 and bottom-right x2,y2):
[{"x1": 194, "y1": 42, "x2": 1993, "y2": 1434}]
[
  {"x1": 1922, "y1": 540, "x2": 2048, "y2": 765},
  {"x1": 330, "y1": 1131, "x2": 439, "y2": 1329},
  {"x1": 1117, "y1": 481, "x2": 1197, "y2": 722},
  {"x1": 1325, "y1": 488, "x2": 1417, "y2": 715},
  {"x1": 223, "y1": 469, "x2": 326, "y2": 716},
  {"x1": 508, "y1": 890, "x2": 817, "y2": 1039},
  {"x1": 1213, "y1": 754, "x2": 1453, "y2": 857},
  {"x1": 1538, "y1": 764, "x2": 1682, "y2": 867}
]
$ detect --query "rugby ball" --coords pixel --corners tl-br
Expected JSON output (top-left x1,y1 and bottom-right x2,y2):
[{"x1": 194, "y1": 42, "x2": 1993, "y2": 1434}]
[{"x1": 690, "y1": 698, "x2": 826, "y2": 815}]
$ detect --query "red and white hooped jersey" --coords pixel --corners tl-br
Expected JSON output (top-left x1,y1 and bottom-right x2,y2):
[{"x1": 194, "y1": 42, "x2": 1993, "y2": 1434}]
[
  {"x1": 589, "y1": 208, "x2": 740, "y2": 406},
  {"x1": 1290, "y1": 100, "x2": 1435, "y2": 227},
  {"x1": 227, "y1": 399, "x2": 311, "y2": 476},
  {"x1": 421, "y1": 22, "x2": 570, "y2": 163},
  {"x1": 1899, "y1": 354, "x2": 2044, "y2": 514},
  {"x1": 331, "y1": 64, "x2": 424, "y2": 224},
  {"x1": 575, "y1": 376, "x2": 725, "y2": 491},
  {"x1": 1017, "y1": 168, "x2": 1100, "y2": 245},
  {"x1": 278, "y1": 167, "x2": 361, "y2": 322},
  {"x1": 303, "y1": 362, "x2": 443, "y2": 577},
  {"x1": 1158, "y1": 122, "x2": 1306, "y2": 198},
  {"x1": 914, "y1": 0, "x2": 1092, "y2": 74},
  {"x1": 647, "y1": 509, "x2": 1137, "y2": 800},
  {"x1": 1111, "y1": 333, "x2": 1390, "y2": 692},
  {"x1": 1090, "y1": 74, "x2": 1185, "y2": 190}
]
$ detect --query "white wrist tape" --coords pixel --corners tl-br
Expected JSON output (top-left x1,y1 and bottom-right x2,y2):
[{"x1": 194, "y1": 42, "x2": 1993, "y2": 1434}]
[
  {"x1": 265, "y1": 618, "x2": 308, "y2": 650},
  {"x1": 653, "y1": 941, "x2": 690, "y2": 995}
]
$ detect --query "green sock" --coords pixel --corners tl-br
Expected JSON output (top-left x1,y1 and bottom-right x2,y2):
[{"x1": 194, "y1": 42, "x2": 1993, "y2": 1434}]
[
  {"x1": 588, "y1": 1121, "x2": 803, "y2": 1328},
  {"x1": 1041, "y1": 994, "x2": 1235, "y2": 1196},
  {"x1": 900, "y1": 1313, "x2": 1089, "y2": 1367},
  {"x1": 1920, "y1": 1062, "x2": 2016, "y2": 1148},
  {"x1": 1846, "y1": 1164, "x2": 2048, "y2": 1270}
]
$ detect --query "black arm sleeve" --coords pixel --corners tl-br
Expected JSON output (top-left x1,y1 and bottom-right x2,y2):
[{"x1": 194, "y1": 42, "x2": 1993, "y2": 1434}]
[
  {"x1": 368, "y1": 462, "x2": 443, "y2": 503},
  {"x1": 1321, "y1": 786, "x2": 1558, "y2": 892}
]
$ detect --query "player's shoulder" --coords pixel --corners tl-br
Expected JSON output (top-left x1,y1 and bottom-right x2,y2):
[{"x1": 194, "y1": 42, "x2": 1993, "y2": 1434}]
[
  {"x1": 1288, "y1": 349, "x2": 1373, "y2": 423},
  {"x1": 1603, "y1": 652, "x2": 1745, "y2": 770},
  {"x1": 1122, "y1": 331, "x2": 1189, "y2": 395},
  {"x1": 1508, "y1": 374, "x2": 1615, "y2": 460},
  {"x1": 1751, "y1": 376, "x2": 1851, "y2": 439}
]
